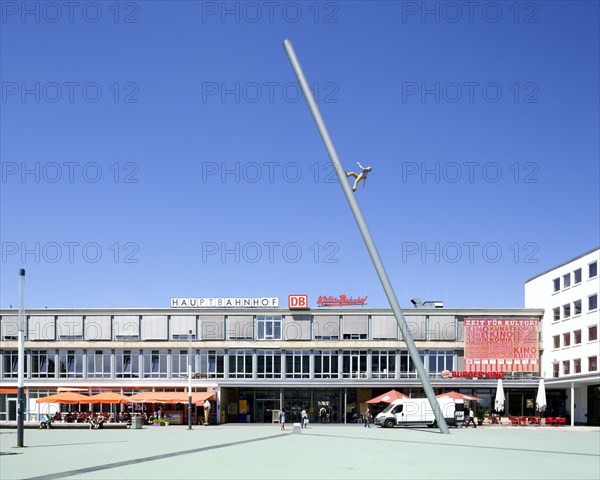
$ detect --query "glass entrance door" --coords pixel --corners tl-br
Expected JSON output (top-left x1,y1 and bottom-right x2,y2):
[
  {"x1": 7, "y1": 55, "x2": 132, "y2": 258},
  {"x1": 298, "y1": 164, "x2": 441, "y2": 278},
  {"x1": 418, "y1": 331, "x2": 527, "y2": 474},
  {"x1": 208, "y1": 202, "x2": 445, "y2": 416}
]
[
  {"x1": 256, "y1": 398, "x2": 279, "y2": 423},
  {"x1": 8, "y1": 398, "x2": 17, "y2": 421}
]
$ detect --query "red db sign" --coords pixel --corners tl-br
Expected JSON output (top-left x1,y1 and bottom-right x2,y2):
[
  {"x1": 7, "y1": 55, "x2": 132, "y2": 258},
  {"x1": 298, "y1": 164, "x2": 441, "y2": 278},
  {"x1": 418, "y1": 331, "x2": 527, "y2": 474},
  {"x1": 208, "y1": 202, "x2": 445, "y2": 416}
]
[{"x1": 288, "y1": 294, "x2": 308, "y2": 310}]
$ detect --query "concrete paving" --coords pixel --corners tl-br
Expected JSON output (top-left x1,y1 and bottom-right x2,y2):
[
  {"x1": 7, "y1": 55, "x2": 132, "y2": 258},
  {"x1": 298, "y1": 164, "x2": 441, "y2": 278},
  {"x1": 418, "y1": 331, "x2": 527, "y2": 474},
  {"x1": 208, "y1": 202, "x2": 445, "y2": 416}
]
[{"x1": 1, "y1": 424, "x2": 599, "y2": 480}]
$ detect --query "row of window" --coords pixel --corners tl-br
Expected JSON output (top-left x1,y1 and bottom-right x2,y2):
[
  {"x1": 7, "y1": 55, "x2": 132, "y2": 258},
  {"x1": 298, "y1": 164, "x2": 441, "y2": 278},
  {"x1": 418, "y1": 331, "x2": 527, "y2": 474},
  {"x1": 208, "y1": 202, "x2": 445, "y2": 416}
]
[
  {"x1": 552, "y1": 261, "x2": 597, "y2": 292},
  {"x1": 552, "y1": 325, "x2": 597, "y2": 349},
  {"x1": 553, "y1": 356, "x2": 598, "y2": 377},
  {"x1": 552, "y1": 294, "x2": 598, "y2": 321},
  {"x1": 0, "y1": 348, "x2": 454, "y2": 380},
  {"x1": 0, "y1": 314, "x2": 459, "y2": 342}
]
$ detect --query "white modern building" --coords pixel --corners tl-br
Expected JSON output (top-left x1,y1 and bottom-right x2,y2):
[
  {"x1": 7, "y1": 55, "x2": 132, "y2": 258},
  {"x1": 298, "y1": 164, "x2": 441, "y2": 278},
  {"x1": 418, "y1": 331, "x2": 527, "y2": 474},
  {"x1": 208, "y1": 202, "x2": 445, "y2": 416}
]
[{"x1": 525, "y1": 247, "x2": 600, "y2": 425}]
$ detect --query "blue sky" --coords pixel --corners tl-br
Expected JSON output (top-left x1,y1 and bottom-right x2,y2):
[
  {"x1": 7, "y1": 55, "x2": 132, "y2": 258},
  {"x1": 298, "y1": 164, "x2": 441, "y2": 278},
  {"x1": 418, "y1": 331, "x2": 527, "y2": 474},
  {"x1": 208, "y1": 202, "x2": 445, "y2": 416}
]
[{"x1": 1, "y1": 1, "x2": 598, "y2": 309}]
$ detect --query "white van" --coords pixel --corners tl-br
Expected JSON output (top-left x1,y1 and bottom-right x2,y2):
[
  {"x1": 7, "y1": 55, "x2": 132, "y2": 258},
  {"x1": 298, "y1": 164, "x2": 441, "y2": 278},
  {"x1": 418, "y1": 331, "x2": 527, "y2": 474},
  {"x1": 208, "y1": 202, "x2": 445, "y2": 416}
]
[{"x1": 374, "y1": 397, "x2": 463, "y2": 428}]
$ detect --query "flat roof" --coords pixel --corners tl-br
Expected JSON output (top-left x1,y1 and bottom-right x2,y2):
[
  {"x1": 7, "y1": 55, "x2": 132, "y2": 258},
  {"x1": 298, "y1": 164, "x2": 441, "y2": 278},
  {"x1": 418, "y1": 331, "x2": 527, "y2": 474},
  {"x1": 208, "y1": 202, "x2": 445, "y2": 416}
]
[{"x1": 524, "y1": 246, "x2": 599, "y2": 284}]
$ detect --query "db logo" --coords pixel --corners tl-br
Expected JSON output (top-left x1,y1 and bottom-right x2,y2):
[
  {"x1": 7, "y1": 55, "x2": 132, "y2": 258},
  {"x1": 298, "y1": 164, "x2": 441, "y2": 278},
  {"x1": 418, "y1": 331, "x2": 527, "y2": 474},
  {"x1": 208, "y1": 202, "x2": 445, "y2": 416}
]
[{"x1": 288, "y1": 294, "x2": 309, "y2": 310}]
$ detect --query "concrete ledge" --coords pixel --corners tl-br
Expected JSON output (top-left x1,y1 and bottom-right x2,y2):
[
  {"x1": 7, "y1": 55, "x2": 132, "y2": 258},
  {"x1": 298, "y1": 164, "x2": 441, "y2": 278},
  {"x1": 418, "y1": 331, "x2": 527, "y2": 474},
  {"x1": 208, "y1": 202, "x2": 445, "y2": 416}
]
[{"x1": 0, "y1": 421, "x2": 128, "y2": 429}]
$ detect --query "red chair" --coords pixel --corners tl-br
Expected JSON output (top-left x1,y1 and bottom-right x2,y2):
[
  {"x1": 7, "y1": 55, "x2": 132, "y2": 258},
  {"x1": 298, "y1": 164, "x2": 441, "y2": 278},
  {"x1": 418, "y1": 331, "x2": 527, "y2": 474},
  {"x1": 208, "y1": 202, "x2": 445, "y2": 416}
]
[
  {"x1": 528, "y1": 417, "x2": 540, "y2": 425},
  {"x1": 557, "y1": 417, "x2": 566, "y2": 426},
  {"x1": 546, "y1": 417, "x2": 556, "y2": 426},
  {"x1": 509, "y1": 417, "x2": 519, "y2": 425}
]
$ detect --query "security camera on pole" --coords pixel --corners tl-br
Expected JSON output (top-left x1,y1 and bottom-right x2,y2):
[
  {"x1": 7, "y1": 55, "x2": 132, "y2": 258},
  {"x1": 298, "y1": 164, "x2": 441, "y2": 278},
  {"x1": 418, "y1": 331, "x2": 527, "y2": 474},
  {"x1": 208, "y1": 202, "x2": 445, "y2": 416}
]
[{"x1": 17, "y1": 269, "x2": 26, "y2": 447}]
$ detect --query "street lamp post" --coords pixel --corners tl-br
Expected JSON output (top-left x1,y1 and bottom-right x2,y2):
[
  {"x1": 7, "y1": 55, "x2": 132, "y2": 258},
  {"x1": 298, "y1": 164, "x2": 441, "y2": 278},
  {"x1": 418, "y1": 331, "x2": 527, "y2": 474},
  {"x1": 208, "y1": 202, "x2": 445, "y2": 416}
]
[
  {"x1": 188, "y1": 329, "x2": 193, "y2": 430},
  {"x1": 17, "y1": 269, "x2": 25, "y2": 447}
]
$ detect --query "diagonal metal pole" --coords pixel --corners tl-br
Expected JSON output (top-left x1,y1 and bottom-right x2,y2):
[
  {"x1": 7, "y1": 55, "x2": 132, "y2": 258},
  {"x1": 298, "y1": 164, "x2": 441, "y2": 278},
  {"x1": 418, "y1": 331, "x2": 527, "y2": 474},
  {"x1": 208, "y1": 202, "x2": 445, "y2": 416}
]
[{"x1": 283, "y1": 39, "x2": 449, "y2": 434}]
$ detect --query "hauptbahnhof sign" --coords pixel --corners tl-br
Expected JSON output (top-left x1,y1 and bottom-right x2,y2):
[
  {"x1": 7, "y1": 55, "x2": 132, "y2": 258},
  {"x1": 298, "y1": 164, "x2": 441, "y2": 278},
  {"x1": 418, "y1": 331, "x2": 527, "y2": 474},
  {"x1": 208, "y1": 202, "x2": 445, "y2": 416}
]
[{"x1": 171, "y1": 297, "x2": 279, "y2": 308}]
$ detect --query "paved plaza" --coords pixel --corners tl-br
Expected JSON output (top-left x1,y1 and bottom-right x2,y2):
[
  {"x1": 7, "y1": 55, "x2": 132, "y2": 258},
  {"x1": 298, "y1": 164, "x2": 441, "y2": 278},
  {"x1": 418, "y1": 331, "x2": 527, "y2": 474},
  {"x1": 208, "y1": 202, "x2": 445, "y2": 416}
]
[{"x1": 1, "y1": 424, "x2": 599, "y2": 480}]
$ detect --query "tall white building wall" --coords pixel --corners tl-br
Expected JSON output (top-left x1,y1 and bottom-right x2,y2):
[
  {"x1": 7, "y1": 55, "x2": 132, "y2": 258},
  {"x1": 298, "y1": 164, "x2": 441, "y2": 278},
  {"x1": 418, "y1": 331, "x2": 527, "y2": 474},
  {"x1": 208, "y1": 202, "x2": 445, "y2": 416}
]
[{"x1": 525, "y1": 247, "x2": 600, "y2": 424}]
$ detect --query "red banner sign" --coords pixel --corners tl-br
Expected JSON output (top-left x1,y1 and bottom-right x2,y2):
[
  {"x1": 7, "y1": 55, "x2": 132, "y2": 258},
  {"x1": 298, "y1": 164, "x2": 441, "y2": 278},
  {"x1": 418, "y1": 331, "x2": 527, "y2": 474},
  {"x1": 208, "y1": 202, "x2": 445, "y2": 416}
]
[
  {"x1": 317, "y1": 295, "x2": 367, "y2": 307},
  {"x1": 464, "y1": 318, "x2": 539, "y2": 373}
]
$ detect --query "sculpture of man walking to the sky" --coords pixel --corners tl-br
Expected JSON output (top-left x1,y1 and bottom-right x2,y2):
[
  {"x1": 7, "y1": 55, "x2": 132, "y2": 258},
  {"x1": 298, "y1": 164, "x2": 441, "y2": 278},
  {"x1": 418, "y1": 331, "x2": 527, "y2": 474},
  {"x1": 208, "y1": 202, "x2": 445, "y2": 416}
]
[{"x1": 346, "y1": 162, "x2": 372, "y2": 192}]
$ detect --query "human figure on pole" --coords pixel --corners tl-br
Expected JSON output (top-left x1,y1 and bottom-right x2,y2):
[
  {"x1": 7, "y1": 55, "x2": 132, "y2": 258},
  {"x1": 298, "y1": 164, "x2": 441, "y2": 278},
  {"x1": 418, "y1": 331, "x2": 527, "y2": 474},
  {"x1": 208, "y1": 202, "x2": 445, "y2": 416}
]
[{"x1": 346, "y1": 162, "x2": 372, "y2": 192}]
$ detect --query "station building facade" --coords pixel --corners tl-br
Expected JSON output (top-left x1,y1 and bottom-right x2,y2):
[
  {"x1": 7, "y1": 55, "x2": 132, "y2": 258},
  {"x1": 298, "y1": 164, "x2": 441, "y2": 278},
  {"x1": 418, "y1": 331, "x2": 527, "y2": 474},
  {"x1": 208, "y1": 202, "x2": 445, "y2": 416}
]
[
  {"x1": 0, "y1": 304, "x2": 549, "y2": 424},
  {"x1": 525, "y1": 247, "x2": 600, "y2": 425}
]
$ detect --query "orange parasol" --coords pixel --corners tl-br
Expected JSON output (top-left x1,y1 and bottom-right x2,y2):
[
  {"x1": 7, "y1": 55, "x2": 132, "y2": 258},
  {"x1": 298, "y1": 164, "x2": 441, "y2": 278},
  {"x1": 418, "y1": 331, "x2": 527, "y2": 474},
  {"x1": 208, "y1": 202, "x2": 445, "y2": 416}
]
[
  {"x1": 87, "y1": 392, "x2": 132, "y2": 404},
  {"x1": 436, "y1": 391, "x2": 481, "y2": 401},
  {"x1": 36, "y1": 391, "x2": 90, "y2": 404},
  {"x1": 366, "y1": 389, "x2": 409, "y2": 404}
]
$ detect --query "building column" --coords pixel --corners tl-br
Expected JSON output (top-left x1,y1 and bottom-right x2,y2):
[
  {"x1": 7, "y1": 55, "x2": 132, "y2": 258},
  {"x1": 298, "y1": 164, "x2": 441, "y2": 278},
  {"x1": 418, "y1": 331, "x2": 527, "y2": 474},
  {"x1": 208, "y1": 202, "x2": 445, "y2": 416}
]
[{"x1": 571, "y1": 382, "x2": 575, "y2": 426}]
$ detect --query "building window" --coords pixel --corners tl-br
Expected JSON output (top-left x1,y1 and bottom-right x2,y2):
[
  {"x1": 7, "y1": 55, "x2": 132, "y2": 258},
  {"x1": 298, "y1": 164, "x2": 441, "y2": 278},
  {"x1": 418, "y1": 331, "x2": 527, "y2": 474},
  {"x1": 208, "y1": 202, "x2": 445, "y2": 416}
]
[
  {"x1": 285, "y1": 350, "x2": 309, "y2": 379},
  {"x1": 115, "y1": 350, "x2": 139, "y2": 379},
  {"x1": 573, "y1": 358, "x2": 581, "y2": 374},
  {"x1": 399, "y1": 350, "x2": 426, "y2": 378},
  {"x1": 257, "y1": 350, "x2": 282, "y2": 379},
  {"x1": 552, "y1": 363, "x2": 559, "y2": 378},
  {"x1": 256, "y1": 316, "x2": 282, "y2": 340},
  {"x1": 30, "y1": 350, "x2": 56, "y2": 379},
  {"x1": 170, "y1": 350, "x2": 190, "y2": 379},
  {"x1": 143, "y1": 349, "x2": 167, "y2": 378},
  {"x1": 562, "y1": 304, "x2": 571, "y2": 319},
  {"x1": 573, "y1": 300, "x2": 582, "y2": 316},
  {"x1": 589, "y1": 356, "x2": 598, "y2": 372},
  {"x1": 228, "y1": 349, "x2": 253, "y2": 379},
  {"x1": 563, "y1": 273, "x2": 571, "y2": 288},
  {"x1": 574, "y1": 268, "x2": 582, "y2": 284},
  {"x1": 59, "y1": 350, "x2": 83, "y2": 378},
  {"x1": 563, "y1": 333, "x2": 570, "y2": 347},
  {"x1": 372, "y1": 350, "x2": 396, "y2": 379},
  {"x1": 590, "y1": 261, "x2": 598, "y2": 279},
  {"x1": 589, "y1": 294, "x2": 598, "y2": 311},
  {"x1": 342, "y1": 350, "x2": 367, "y2": 379},
  {"x1": 553, "y1": 308, "x2": 560, "y2": 321},
  {"x1": 314, "y1": 350, "x2": 338, "y2": 379},
  {"x1": 553, "y1": 278, "x2": 560, "y2": 292},
  {"x1": 428, "y1": 350, "x2": 454, "y2": 377},
  {"x1": 589, "y1": 325, "x2": 598, "y2": 342},
  {"x1": 199, "y1": 350, "x2": 224, "y2": 379},
  {"x1": 573, "y1": 330, "x2": 582, "y2": 345},
  {"x1": 553, "y1": 335, "x2": 560, "y2": 349},
  {"x1": 87, "y1": 349, "x2": 111, "y2": 379},
  {"x1": 1, "y1": 350, "x2": 22, "y2": 378},
  {"x1": 563, "y1": 360, "x2": 570, "y2": 375}
]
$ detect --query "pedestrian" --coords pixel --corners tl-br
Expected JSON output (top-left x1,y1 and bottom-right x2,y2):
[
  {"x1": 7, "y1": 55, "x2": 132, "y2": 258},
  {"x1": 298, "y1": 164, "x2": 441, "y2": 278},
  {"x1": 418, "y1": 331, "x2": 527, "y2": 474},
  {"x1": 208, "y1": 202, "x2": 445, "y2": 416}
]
[
  {"x1": 320, "y1": 406, "x2": 326, "y2": 424},
  {"x1": 39, "y1": 413, "x2": 51, "y2": 429},
  {"x1": 279, "y1": 410, "x2": 286, "y2": 431},
  {"x1": 301, "y1": 408, "x2": 308, "y2": 428},
  {"x1": 363, "y1": 408, "x2": 372, "y2": 428},
  {"x1": 464, "y1": 408, "x2": 477, "y2": 428}
]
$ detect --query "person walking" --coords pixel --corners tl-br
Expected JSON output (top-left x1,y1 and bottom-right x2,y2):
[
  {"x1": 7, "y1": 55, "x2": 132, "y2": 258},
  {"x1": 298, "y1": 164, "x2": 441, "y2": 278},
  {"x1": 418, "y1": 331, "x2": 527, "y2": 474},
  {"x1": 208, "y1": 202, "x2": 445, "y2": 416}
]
[
  {"x1": 320, "y1": 406, "x2": 326, "y2": 424},
  {"x1": 301, "y1": 409, "x2": 308, "y2": 428},
  {"x1": 463, "y1": 408, "x2": 477, "y2": 428},
  {"x1": 279, "y1": 410, "x2": 286, "y2": 431},
  {"x1": 363, "y1": 408, "x2": 372, "y2": 428}
]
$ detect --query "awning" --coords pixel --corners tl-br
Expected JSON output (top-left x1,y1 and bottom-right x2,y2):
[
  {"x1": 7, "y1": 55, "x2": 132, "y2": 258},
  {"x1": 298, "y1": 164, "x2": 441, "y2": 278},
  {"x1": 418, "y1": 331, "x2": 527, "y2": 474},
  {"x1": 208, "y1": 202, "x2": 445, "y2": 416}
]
[
  {"x1": 128, "y1": 391, "x2": 215, "y2": 404},
  {"x1": 0, "y1": 387, "x2": 26, "y2": 394}
]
